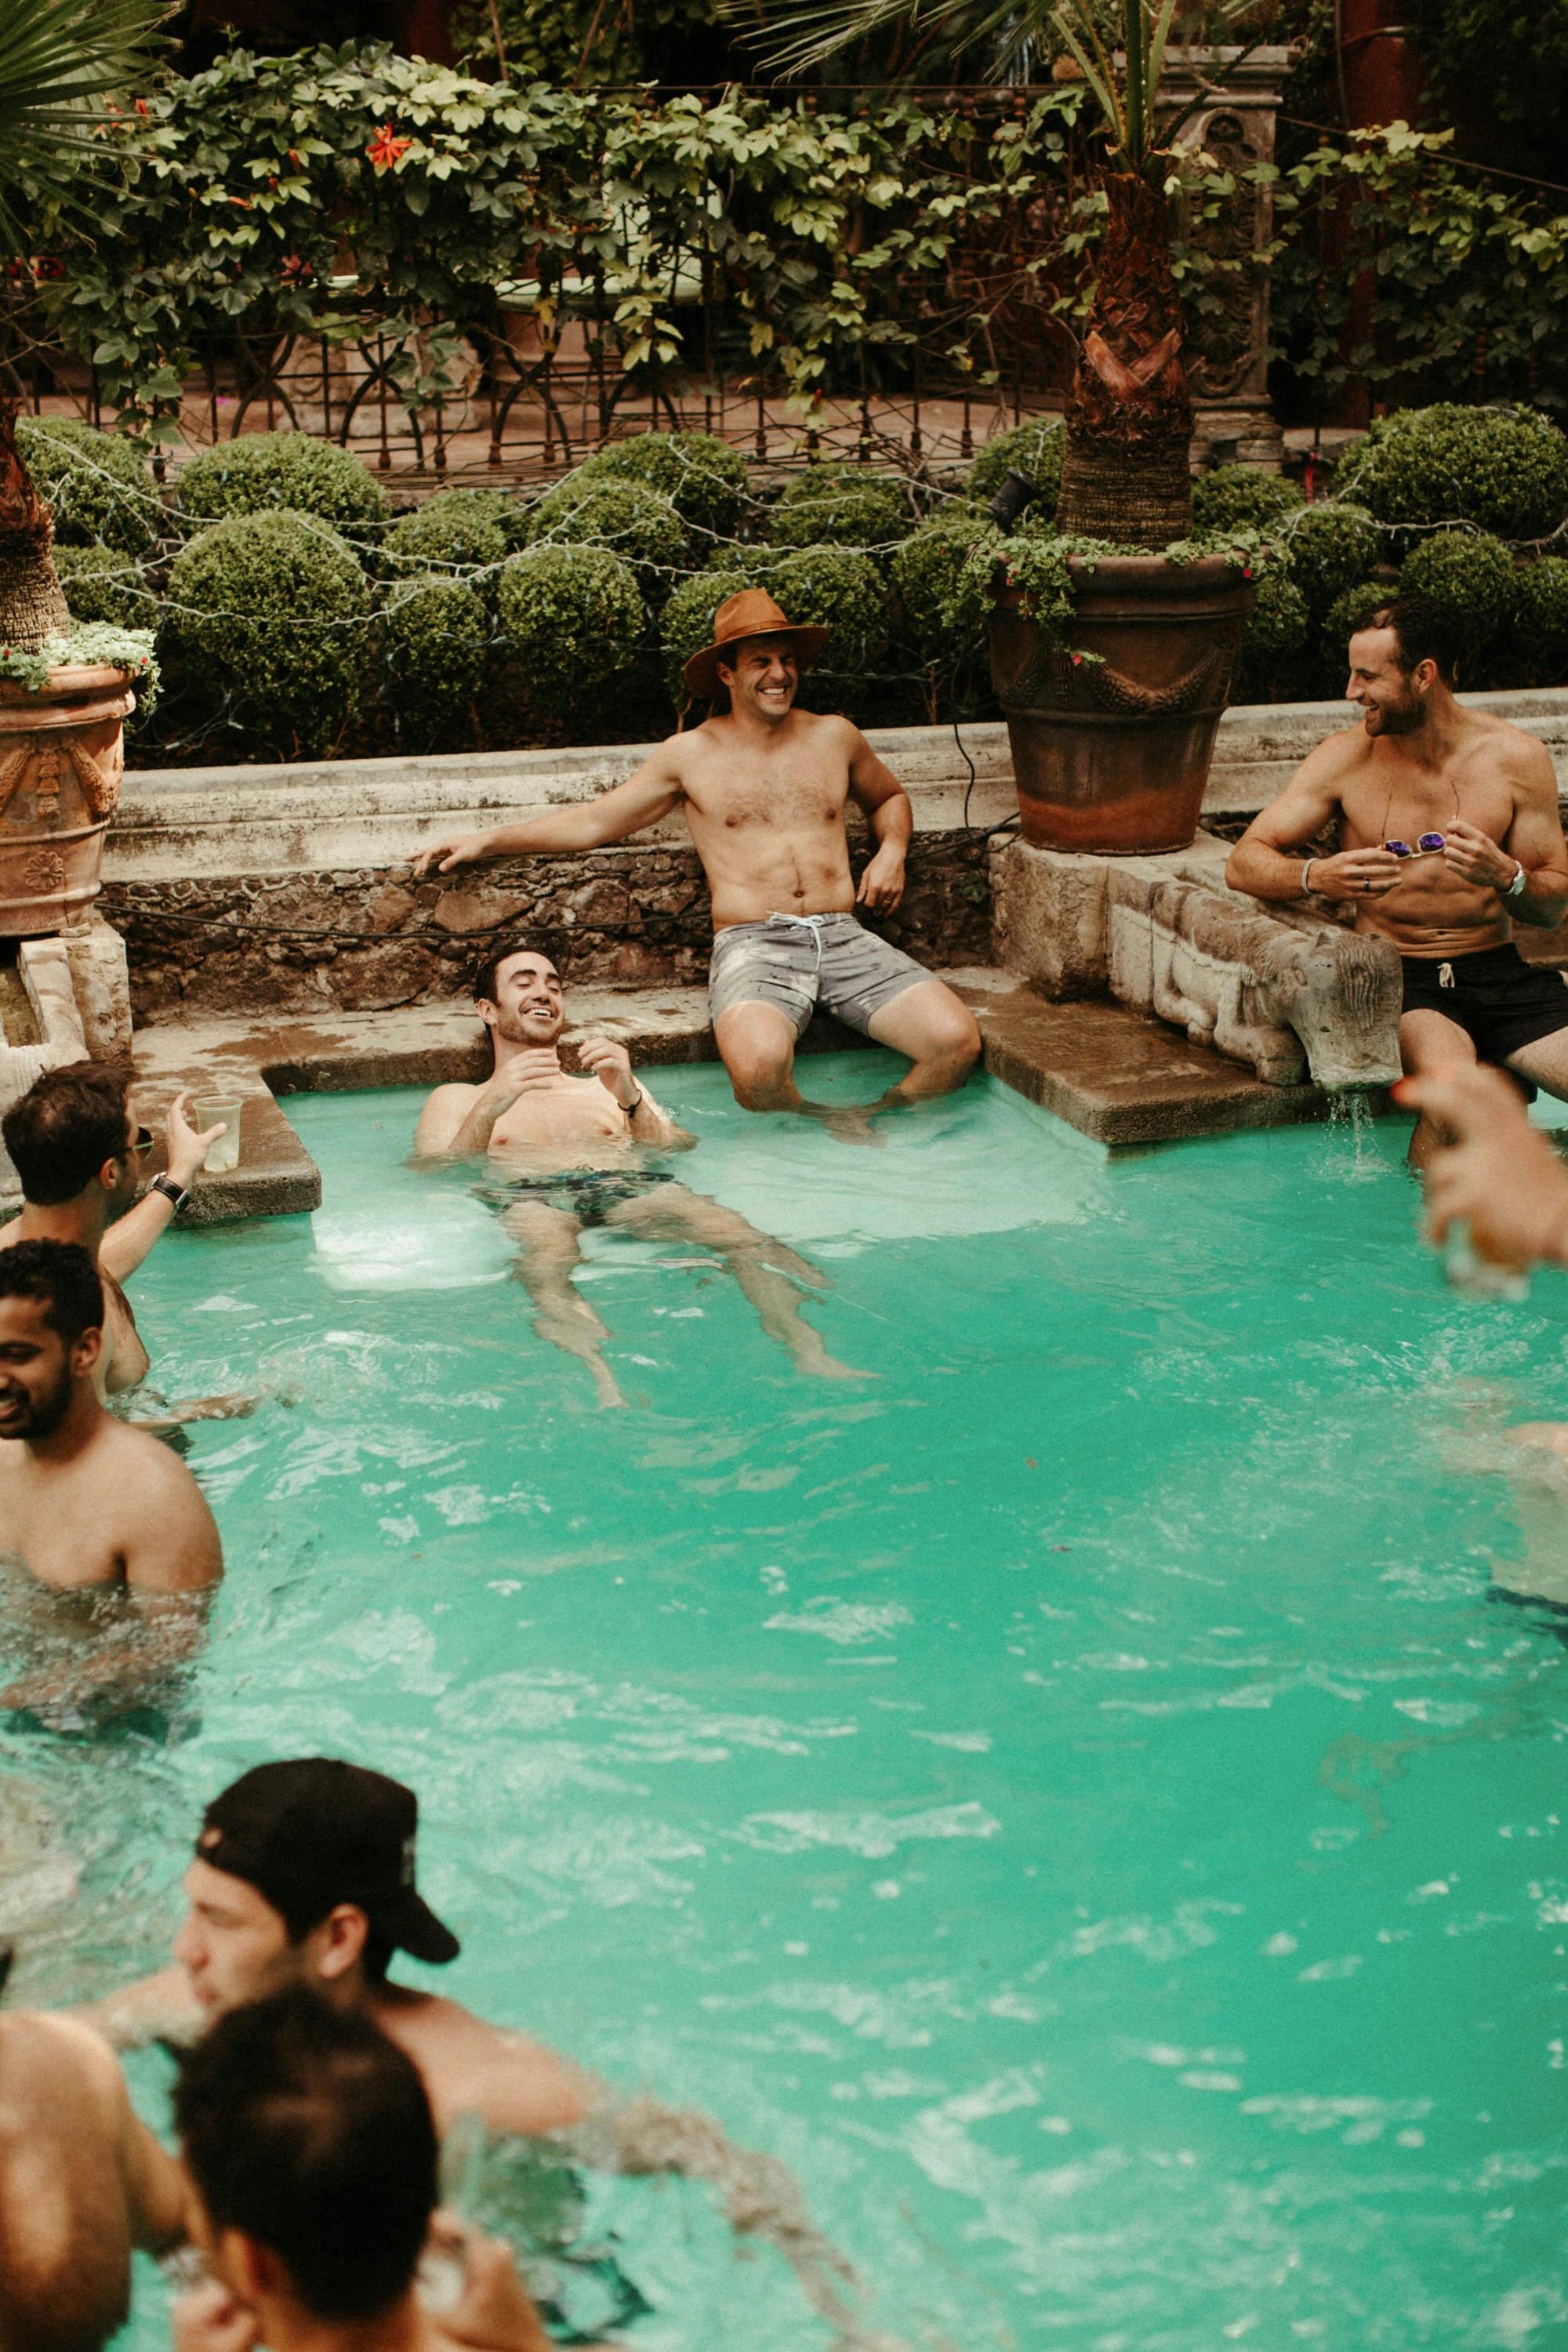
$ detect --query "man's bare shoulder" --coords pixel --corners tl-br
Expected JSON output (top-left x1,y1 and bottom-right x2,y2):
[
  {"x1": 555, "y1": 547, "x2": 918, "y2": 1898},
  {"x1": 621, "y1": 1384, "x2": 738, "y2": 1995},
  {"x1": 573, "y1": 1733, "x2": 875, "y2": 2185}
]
[
  {"x1": 375, "y1": 1987, "x2": 593, "y2": 2132},
  {"x1": 423, "y1": 1080, "x2": 481, "y2": 1114},
  {"x1": 1296, "y1": 719, "x2": 1376, "y2": 789},
  {"x1": 0, "y1": 2012, "x2": 122, "y2": 2117},
  {"x1": 1461, "y1": 706, "x2": 1557, "y2": 786}
]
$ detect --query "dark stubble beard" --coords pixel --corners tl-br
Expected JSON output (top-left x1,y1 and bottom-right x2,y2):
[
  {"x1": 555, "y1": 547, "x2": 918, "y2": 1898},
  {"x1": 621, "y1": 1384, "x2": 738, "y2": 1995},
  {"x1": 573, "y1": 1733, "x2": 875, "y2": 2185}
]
[
  {"x1": 0, "y1": 1360, "x2": 74, "y2": 1441},
  {"x1": 496, "y1": 1009, "x2": 563, "y2": 1050},
  {"x1": 1367, "y1": 684, "x2": 1425, "y2": 737}
]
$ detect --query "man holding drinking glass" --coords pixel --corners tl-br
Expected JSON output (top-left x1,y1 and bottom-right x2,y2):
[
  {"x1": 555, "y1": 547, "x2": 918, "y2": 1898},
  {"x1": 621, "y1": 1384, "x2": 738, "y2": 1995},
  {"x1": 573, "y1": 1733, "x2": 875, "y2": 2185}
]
[
  {"x1": 2, "y1": 1061, "x2": 225, "y2": 1398},
  {"x1": 1225, "y1": 594, "x2": 1568, "y2": 1164}
]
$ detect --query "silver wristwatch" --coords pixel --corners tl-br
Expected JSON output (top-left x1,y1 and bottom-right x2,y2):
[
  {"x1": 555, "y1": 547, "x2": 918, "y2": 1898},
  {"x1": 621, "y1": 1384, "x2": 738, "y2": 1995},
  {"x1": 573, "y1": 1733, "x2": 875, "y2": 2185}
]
[
  {"x1": 1505, "y1": 862, "x2": 1527, "y2": 900},
  {"x1": 150, "y1": 1173, "x2": 191, "y2": 1214}
]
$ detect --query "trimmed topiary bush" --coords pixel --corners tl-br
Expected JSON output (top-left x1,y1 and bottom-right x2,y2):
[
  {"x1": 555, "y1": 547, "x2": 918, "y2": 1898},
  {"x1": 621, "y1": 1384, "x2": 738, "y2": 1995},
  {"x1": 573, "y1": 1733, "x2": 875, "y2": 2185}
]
[
  {"x1": 1192, "y1": 465, "x2": 1304, "y2": 537},
  {"x1": 1316, "y1": 579, "x2": 1392, "y2": 684},
  {"x1": 766, "y1": 546, "x2": 889, "y2": 684},
  {"x1": 53, "y1": 543, "x2": 156, "y2": 630},
  {"x1": 178, "y1": 431, "x2": 390, "y2": 531},
  {"x1": 1509, "y1": 557, "x2": 1568, "y2": 688},
  {"x1": 577, "y1": 432, "x2": 750, "y2": 541},
  {"x1": 768, "y1": 465, "x2": 912, "y2": 557},
  {"x1": 1399, "y1": 528, "x2": 1517, "y2": 672},
  {"x1": 891, "y1": 509, "x2": 1002, "y2": 675},
  {"x1": 376, "y1": 578, "x2": 489, "y2": 752},
  {"x1": 495, "y1": 545, "x2": 646, "y2": 723},
  {"x1": 966, "y1": 419, "x2": 1065, "y2": 514},
  {"x1": 163, "y1": 510, "x2": 371, "y2": 757},
  {"x1": 1236, "y1": 566, "x2": 1310, "y2": 702},
  {"x1": 382, "y1": 488, "x2": 524, "y2": 576},
  {"x1": 661, "y1": 568, "x2": 750, "y2": 702},
  {"x1": 1277, "y1": 502, "x2": 1385, "y2": 621},
  {"x1": 16, "y1": 418, "x2": 162, "y2": 556},
  {"x1": 527, "y1": 477, "x2": 688, "y2": 602},
  {"x1": 1335, "y1": 405, "x2": 1568, "y2": 543}
]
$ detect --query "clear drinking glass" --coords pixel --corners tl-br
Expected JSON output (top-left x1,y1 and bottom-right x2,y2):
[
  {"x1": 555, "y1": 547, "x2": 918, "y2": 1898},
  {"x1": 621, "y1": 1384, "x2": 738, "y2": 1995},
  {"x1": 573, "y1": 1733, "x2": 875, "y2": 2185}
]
[{"x1": 193, "y1": 1096, "x2": 243, "y2": 1174}]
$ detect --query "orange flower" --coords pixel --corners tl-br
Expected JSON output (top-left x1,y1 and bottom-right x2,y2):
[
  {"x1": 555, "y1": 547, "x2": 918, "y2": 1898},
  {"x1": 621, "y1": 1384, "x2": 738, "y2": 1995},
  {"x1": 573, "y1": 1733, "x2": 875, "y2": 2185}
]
[{"x1": 365, "y1": 122, "x2": 412, "y2": 172}]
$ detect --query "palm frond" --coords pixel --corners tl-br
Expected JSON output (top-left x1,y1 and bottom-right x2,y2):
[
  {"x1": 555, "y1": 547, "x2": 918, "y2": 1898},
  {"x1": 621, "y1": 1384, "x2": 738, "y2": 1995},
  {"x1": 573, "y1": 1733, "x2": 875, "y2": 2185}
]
[{"x1": 0, "y1": 0, "x2": 172, "y2": 252}]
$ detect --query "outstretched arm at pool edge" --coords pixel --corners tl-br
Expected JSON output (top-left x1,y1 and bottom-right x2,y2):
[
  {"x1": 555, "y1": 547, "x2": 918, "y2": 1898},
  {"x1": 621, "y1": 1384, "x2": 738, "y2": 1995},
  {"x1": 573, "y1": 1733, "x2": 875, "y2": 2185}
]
[
  {"x1": 411, "y1": 751, "x2": 687, "y2": 879},
  {"x1": 1225, "y1": 744, "x2": 1400, "y2": 904}
]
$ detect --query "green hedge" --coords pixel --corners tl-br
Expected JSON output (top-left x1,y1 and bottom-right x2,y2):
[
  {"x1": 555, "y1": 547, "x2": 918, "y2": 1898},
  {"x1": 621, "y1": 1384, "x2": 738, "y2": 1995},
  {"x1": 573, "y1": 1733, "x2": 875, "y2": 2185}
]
[
  {"x1": 1398, "y1": 528, "x2": 1517, "y2": 672},
  {"x1": 891, "y1": 510, "x2": 1001, "y2": 676},
  {"x1": 1277, "y1": 503, "x2": 1385, "y2": 622},
  {"x1": 1335, "y1": 405, "x2": 1568, "y2": 542},
  {"x1": 496, "y1": 545, "x2": 646, "y2": 724},
  {"x1": 576, "y1": 431, "x2": 750, "y2": 540},
  {"x1": 17, "y1": 419, "x2": 162, "y2": 556},
  {"x1": 661, "y1": 568, "x2": 749, "y2": 702},
  {"x1": 1192, "y1": 465, "x2": 1304, "y2": 537},
  {"x1": 966, "y1": 419, "x2": 1065, "y2": 514},
  {"x1": 382, "y1": 488, "x2": 524, "y2": 575},
  {"x1": 768, "y1": 465, "x2": 912, "y2": 557},
  {"x1": 54, "y1": 542, "x2": 157, "y2": 630},
  {"x1": 1317, "y1": 580, "x2": 1391, "y2": 684},
  {"x1": 178, "y1": 431, "x2": 391, "y2": 530},
  {"x1": 527, "y1": 477, "x2": 688, "y2": 601},
  {"x1": 1237, "y1": 568, "x2": 1310, "y2": 702},
  {"x1": 163, "y1": 509, "x2": 370, "y2": 757},
  {"x1": 377, "y1": 579, "x2": 490, "y2": 752},
  {"x1": 1509, "y1": 558, "x2": 1568, "y2": 687}
]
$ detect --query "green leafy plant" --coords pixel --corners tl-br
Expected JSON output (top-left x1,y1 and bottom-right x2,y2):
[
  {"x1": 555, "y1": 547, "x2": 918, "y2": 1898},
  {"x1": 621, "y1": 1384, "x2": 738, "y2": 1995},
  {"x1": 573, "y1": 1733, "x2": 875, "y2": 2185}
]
[
  {"x1": 1334, "y1": 406, "x2": 1568, "y2": 544},
  {"x1": 891, "y1": 509, "x2": 1002, "y2": 713},
  {"x1": 1192, "y1": 464, "x2": 1304, "y2": 537},
  {"x1": 14, "y1": 419, "x2": 162, "y2": 556},
  {"x1": 965, "y1": 420, "x2": 1065, "y2": 514},
  {"x1": 177, "y1": 432, "x2": 391, "y2": 532},
  {"x1": 1397, "y1": 528, "x2": 1518, "y2": 674},
  {"x1": 527, "y1": 477, "x2": 689, "y2": 603},
  {"x1": 764, "y1": 546, "x2": 889, "y2": 688},
  {"x1": 1315, "y1": 579, "x2": 1388, "y2": 689},
  {"x1": 495, "y1": 545, "x2": 646, "y2": 724},
  {"x1": 1275, "y1": 501, "x2": 1385, "y2": 622},
  {"x1": 1236, "y1": 564, "x2": 1308, "y2": 702},
  {"x1": 163, "y1": 509, "x2": 370, "y2": 757},
  {"x1": 376, "y1": 578, "x2": 489, "y2": 752},
  {"x1": 381, "y1": 488, "x2": 526, "y2": 577},
  {"x1": 768, "y1": 466, "x2": 913, "y2": 559},
  {"x1": 576, "y1": 434, "x2": 752, "y2": 543},
  {"x1": 1508, "y1": 557, "x2": 1568, "y2": 689},
  {"x1": 0, "y1": 622, "x2": 158, "y2": 706},
  {"x1": 53, "y1": 541, "x2": 155, "y2": 629}
]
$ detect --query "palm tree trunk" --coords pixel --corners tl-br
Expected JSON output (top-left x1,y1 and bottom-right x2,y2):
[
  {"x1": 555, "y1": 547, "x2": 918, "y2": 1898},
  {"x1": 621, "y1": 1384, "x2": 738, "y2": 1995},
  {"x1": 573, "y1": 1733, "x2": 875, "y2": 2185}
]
[
  {"x1": 1056, "y1": 172, "x2": 1194, "y2": 549},
  {"x1": 0, "y1": 397, "x2": 69, "y2": 652}
]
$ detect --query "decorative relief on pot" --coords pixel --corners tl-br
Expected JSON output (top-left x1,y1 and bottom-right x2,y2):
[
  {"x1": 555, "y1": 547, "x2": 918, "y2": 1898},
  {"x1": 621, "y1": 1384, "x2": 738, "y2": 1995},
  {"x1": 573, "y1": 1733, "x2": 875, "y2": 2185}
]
[
  {"x1": 22, "y1": 849, "x2": 66, "y2": 895},
  {"x1": 997, "y1": 637, "x2": 1240, "y2": 718}
]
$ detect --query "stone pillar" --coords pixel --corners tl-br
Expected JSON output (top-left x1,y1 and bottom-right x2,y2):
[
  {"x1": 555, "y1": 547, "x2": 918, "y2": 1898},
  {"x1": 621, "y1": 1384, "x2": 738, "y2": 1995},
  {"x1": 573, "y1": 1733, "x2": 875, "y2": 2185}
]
[{"x1": 1163, "y1": 45, "x2": 1294, "y2": 472}]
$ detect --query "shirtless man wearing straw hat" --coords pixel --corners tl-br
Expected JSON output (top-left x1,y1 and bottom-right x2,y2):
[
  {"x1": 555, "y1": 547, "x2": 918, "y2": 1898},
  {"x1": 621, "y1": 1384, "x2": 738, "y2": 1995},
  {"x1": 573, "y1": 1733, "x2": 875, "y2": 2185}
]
[{"x1": 412, "y1": 589, "x2": 981, "y2": 1116}]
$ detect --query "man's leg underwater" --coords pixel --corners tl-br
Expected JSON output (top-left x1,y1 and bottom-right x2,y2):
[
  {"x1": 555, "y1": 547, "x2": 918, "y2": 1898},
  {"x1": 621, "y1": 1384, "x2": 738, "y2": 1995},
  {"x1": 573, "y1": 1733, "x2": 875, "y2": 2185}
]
[
  {"x1": 1399, "y1": 1007, "x2": 1478, "y2": 1169},
  {"x1": 500, "y1": 1197, "x2": 626, "y2": 1409},
  {"x1": 714, "y1": 1000, "x2": 806, "y2": 1112},
  {"x1": 866, "y1": 978, "x2": 982, "y2": 1103},
  {"x1": 605, "y1": 1186, "x2": 872, "y2": 1381}
]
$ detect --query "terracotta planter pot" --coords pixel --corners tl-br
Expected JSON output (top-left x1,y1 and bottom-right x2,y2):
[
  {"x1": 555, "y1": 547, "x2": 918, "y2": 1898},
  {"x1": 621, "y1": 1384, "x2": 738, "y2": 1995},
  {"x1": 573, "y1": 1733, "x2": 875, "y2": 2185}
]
[
  {"x1": 0, "y1": 665, "x2": 135, "y2": 937},
  {"x1": 990, "y1": 556, "x2": 1252, "y2": 855}
]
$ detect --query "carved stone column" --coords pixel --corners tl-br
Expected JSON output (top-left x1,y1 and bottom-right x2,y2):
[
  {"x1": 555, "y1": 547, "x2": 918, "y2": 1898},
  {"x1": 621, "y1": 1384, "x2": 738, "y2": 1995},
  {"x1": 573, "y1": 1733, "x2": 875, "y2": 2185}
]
[{"x1": 1163, "y1": 45, "x2": 1294, "y2": 472}]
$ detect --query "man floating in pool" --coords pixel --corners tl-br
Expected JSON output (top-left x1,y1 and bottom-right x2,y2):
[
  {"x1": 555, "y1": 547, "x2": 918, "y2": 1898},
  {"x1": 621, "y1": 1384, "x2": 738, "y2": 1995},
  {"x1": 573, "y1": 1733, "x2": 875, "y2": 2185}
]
[
  {"x1": 0, "y1": 1239, "x2": 223, "y2": 1717},
  {"x1": 410, "y1": 589, "x2": 981, "y2": 1118},
  {"x1": 1226, "y1": 595, "x2": 1568, "y2": 1164},
  {"x1": 413, "y1": 940, "x2": 866, "y2": 1406}
]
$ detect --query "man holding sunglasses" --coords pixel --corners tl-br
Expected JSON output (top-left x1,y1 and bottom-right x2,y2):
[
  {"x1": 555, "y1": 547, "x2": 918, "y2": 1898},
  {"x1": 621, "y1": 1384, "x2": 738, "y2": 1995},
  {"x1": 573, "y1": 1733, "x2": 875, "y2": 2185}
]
[
  {"x1": 1226, "y1": 595, "x2": 1568, "y2": 1164},
  {"x1": 2, "y1": 1061, "x2": 223, "y2": 1396}
]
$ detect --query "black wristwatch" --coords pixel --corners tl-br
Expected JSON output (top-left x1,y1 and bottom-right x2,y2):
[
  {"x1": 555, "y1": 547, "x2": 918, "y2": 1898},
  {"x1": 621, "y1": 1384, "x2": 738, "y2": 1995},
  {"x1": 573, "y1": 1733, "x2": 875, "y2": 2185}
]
[{"x1": 150, "y1": 1173, "x2": 191, "y2": 1214}]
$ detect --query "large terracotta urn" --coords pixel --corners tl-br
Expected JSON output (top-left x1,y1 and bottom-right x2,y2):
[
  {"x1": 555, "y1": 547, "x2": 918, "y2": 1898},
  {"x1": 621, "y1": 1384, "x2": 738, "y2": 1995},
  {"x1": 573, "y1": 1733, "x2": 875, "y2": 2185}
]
[
  {"x1": 989, "y1": 555, "x2": 1252, "y2": 855},
  {"x1": 0, "y1": 665, "x2": 135, "y2": 935}
]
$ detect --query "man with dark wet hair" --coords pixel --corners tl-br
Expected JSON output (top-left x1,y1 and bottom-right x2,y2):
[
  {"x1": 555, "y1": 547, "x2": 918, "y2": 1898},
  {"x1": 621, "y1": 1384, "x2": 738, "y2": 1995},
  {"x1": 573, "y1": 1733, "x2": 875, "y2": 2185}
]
[
  {"x1": 412, "y1": 940, "x2": 866, "y2": 1405},
  {"x1": 169, "y1": 1986, "x2": 561, "y2": 2352},
  {"x1": 0, "y1": 2005, "x2": 185, "y2": 2352},
  {"x1": 0, "y1": 1238, "x2": 221, "y2": 1708},
  {"x1": 82, "y1": 1757, "x2": 590, "y2": 2141},
  {"x1": 1227, "y1": 594, "x2": 1568, "y2": 1163},
  {"x1": 2, "y1": 1062, "x2": 223, "y2": 1397}
]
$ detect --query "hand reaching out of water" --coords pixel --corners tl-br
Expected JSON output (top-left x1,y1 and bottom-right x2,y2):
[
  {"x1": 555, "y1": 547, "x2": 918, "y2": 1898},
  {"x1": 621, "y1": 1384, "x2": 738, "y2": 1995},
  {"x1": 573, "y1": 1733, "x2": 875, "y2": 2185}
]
[
  {"x1": 492, "y1": 1049, "x2": 564, "y2": 1099},
  {"x1": 166, "y1": 1092, "x2": 229, "y2": 1189},
  {"x1": 172, "y1": 2280, "x2": 259, "y2": 2352},
  {"x1": 426, "y1": 2215, "x2": 556, "y2": 2352},
  {"x1": 1396, "y1": 1063, "x2": 1568, "y2": 1268}
]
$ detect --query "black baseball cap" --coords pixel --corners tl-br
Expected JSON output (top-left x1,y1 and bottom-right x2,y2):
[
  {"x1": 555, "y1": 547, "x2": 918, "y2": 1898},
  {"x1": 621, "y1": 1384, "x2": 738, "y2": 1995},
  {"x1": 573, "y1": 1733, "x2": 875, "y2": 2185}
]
[{"x1": 194, "y1": 1759, "x2": 459, "y2": 1966}]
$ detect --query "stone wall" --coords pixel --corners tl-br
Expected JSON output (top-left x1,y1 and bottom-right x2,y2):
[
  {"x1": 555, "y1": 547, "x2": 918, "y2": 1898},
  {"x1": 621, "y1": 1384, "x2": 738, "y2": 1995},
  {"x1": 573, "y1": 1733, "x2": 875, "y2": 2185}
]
[{"x1": 103, "y1": 831, "x2": 994, "y2": 1022}]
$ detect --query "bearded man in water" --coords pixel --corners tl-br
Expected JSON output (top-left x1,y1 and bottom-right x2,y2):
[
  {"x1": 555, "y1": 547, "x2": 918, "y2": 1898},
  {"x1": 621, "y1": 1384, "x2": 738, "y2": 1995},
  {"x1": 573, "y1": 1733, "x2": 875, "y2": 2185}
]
[
  {"x1": 414, "y1": 941, "x2": 865, "y2": 1406},
  {"x1": 1226, "y1": 596, "x2": 1568, "y2": 1164},
  {"x1": 412, "y1": 590, "x2": 981, "y2": 1116}
]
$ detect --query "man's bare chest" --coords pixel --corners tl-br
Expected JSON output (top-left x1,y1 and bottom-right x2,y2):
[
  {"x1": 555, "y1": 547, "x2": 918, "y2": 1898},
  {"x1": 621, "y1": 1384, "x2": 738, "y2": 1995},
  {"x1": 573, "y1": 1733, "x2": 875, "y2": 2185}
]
[
  {"x1": 0, "y1": 1458, "x2": 124, "y2": 1589},
  {"x1": 488, "y1": 1080, "x2": 624, "y2": 1151},
  {"x1": 1341, "y1": 760, "x2": 1513, "y2": 847},
  {"x1": 684, "y1": 760, "x2": 849, "y2": 834}
]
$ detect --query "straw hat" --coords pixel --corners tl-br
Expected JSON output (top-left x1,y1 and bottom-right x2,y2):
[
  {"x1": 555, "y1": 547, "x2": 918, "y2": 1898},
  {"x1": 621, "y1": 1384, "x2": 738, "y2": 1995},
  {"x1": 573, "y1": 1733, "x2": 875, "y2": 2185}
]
[{"x1": 681, "y1": 588, "x2": 830, "y2": 699}]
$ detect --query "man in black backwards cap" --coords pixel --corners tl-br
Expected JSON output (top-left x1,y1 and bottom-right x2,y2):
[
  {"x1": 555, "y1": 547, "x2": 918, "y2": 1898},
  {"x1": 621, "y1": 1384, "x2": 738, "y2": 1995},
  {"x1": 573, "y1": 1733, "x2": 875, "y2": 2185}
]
[{"x1": 80, "y1": 1759, "x2": 590, "y2": 2140}]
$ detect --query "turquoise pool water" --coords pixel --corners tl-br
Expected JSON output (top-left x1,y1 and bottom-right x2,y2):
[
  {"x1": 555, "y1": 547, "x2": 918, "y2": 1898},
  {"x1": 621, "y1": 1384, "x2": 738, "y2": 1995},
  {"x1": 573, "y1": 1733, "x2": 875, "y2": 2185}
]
[{"x1": 5, "y1": 1054, "x2": 1568, "y2": 2350}]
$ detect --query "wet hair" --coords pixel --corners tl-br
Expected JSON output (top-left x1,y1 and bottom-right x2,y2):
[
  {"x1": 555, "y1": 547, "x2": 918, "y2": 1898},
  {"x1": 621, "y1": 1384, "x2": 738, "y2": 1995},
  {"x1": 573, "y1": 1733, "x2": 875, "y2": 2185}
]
[
  {"x1": 1, "y1": 1060, "x2": 131, "y2": 1205},
  {"x1": 0, "y1": 1239, "x2": 103, "y2": 1347},
  {"x1": 1358, "y1": 596, "x2": 1459, "y2": 684},
  {"x1": 173, "y1": 1987, "x2": 438, "y2": 2324},
  {"x1": 473, "y1": 938, "x2": 559, "y2": 1005}
]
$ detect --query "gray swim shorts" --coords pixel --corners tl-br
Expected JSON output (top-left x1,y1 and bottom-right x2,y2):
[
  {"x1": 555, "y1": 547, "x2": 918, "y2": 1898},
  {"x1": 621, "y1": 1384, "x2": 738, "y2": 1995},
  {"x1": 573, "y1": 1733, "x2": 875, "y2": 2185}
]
[{"x1": 708, "y1": 912, "x2": 933, "y2": 1037}]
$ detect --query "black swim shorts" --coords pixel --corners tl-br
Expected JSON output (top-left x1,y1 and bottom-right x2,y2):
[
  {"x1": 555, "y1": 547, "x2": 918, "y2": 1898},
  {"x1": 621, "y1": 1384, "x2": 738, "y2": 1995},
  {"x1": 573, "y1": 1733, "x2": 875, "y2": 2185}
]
[
  {"x1": 1400, "y1": 943, "x2": 1568, "y2": 1063},
  {"x1": 504, "y1": 1167, "x2": 676, "y2": 1227}
]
